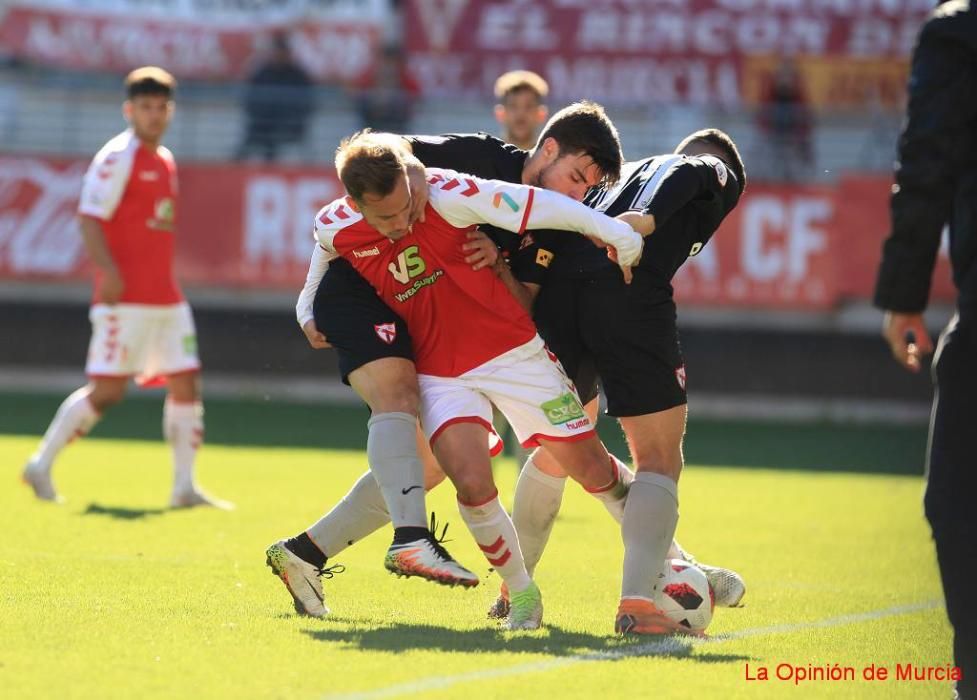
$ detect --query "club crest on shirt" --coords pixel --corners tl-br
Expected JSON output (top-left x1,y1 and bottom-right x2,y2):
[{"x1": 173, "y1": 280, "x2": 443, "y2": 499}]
[
  {"x1": 675, "y1": 364, "x2": 687, "y2": 390},
  {"x1": 375, "y1": 323, "x2": 397, "y2": 345},
  {"x1": 149, "y1": 197, "x2": 175, "y2": 231},
  {"x1": 713, "y1": 160, "x2": 728, "y2": 188},
  {"x1": 536, "y1": 248, "x2": 554, "y2": 268}
]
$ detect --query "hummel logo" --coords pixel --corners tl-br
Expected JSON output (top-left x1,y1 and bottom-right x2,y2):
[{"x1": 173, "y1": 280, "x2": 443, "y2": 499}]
[
  {"x1": 353, "y1": 247, "x2": 380, "y2": 258},
  {"x1": 401, "y1": 485, "x2": 422, "y2": 495}
]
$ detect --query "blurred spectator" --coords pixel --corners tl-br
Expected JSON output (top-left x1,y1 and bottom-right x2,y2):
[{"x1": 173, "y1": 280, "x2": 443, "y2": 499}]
[
  {"x1": 235, "y1": 34, "x2": 314, "y2": 162},
  {"x1": 0, "y1": 56, "x2": 22, "y2": 146},
  {"x1": 756, "y1": 58, "x2": 813, "y2": 181},
  {"x1": 493, "y1": 70, "x2": 549, "y2": 150},
  {"x1": 353, "y1": 44, "x2": 419, "y2": 133}
]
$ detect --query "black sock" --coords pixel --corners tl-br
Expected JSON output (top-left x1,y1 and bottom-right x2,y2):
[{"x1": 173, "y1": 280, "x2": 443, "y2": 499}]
[
  {"x1": 284, "y1": 532, "x2": 327, "y2": 569},
  {"x1": 392, "y1": 526, "x2": 430, "y2": 544}
]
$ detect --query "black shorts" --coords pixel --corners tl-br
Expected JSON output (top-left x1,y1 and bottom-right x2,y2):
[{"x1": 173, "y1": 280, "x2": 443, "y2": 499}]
[
  {"x1": 534, "y1": 276, "x2": 687, "y2": 417},
  {"x1": 313, "y1": 256, "x2": 413, "y2": 384}
]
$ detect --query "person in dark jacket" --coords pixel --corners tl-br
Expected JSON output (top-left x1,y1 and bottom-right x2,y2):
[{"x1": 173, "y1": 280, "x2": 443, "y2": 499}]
[
  {"x1": 874, "y1": 2, "x2": 977, "y2": 696},
  {"x1": 235, "y1": 34, "x2": 314, "y2": 162}
]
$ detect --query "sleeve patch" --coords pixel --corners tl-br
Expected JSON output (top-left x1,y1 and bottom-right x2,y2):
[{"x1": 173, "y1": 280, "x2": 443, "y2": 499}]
[
  {"x1": 536, "y1": 248, "x2": 554, "y2": 268},
  {"x1": 493, "y1": 192, "x2": 520, "y2": 212},
  {"x1": 714, "y1": 160, "x2": 728, "y2": 188}
]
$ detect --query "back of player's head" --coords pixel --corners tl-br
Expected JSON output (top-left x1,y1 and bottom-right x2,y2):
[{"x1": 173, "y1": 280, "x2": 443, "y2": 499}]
[
  {"x1": 675, "y1": 128, "x2": 747, "y2": 195},
  {"x1": 125, "y1": 66, "x2": 176, "y2": 100},
  {"x1": 494, "y1": 70, "x2": 549, "y2": 105},
  {"x1": 535, "y1": 100, "x2": 623, "y2": 186},
  {"x1": 336, "y1": 130, "x2": 408, "y2": 202}
]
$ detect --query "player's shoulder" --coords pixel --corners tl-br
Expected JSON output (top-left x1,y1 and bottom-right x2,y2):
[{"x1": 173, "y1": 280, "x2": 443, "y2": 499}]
[
  {"x1": 426, "y1": 167, "x2": 484, "y2": 199},
  {"x1": 314, "y1": 196, "x2": 364, "y2": 234},
  {"x1": 157, "y1": 145, "x2": 177, "y2": 166},
  {"x1": 88, "y1": 130, "x2": 139, "y2": 175}
]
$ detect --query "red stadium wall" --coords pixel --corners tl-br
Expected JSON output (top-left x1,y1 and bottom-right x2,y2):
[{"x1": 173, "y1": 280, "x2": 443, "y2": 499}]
[{"x1": 0, "y1": 156, "x2": 956, "y2": 309}]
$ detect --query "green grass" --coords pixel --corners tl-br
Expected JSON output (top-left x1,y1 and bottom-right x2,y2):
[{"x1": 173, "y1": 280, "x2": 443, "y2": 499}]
[
  {"x1": 0, "y1": 392, "x2": 929, "y2": 473},
  {"x1": 0, "y1": 429, "x2": 953, "y2": 699}
]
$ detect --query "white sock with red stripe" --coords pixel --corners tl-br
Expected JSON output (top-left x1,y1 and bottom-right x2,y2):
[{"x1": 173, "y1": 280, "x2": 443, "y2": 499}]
[
  {"x1": 512, "y1": 456, "x2": 566, "y2": 576},
  {"x1": 458, "y1": 494, "x2": 532, "y2": 593},
  {"x1": 164, "y1": 399, "x2": 203, "y2": 497},
  {"x1": 29, "y1": 387, "x2": 100, "y2": 473}
]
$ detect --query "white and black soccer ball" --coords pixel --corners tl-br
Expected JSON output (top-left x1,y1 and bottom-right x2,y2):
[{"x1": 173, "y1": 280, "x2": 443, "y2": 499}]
[{"x1": 658, "y1": 559, "x2": 714, "y2": 633}]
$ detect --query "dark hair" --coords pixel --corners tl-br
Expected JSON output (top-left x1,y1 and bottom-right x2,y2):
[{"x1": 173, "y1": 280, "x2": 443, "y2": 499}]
[
  {"x1": 494, "y1": 70, "x2": 549, "y2": 103},
  {"x1": 535, "y1": 100, "x2": 623, "y2": 186},
  {"x1": 675, "y1": 128, "x2": 747, "y2": 195},
  {"x1": 335, "y1": 129, "x2": 408, "y2": 201},
  {"x1": 125, "y1": 66, "x2": 176, "y2": 99}
]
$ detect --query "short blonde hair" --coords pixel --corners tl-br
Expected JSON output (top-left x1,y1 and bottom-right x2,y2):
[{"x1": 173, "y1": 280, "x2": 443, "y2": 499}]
[
  {"x1": 335, "y1": 130, "x2": 410, "y2": 201},
  {"x1": 124, "y1": 66, "x2": 176, "y2": 98},
  {"x1": 494, "y1": 70, "x2": 548, "y2": 103}
]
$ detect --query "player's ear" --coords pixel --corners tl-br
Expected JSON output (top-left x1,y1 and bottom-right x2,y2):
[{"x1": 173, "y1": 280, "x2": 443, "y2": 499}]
[
  {"x1": 536, "y1": 104, "x2": 549, "y2": 124},
  {"x1": 122, "y1": 100, "x2": 133, "y2": 122},
  {"x1": 494, "y1": 104, "x2": 506, "y2": 125}
]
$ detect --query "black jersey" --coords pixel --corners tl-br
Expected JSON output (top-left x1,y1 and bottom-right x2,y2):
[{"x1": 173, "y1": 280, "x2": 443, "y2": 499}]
[
  {"x1": 512, "y1": 154, "x2": 741, "y2": 308},
  {"x1": 405, "y1": 132, "x2": 529, "y2": 257}
]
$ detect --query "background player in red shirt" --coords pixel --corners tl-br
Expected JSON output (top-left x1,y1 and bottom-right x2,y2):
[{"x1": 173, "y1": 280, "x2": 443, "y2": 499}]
[{"x1": 21, "y1": 67, "x2": 229, "y2": 510}]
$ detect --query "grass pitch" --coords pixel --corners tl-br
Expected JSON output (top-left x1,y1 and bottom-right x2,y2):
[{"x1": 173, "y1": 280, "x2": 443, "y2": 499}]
[{"x1": 0, "y1": 407, "x2": 952, "y2": 699}]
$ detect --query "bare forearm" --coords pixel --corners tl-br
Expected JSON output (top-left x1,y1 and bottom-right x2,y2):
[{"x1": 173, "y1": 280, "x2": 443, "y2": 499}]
[
  {"x1": 495, "y1": 260, "x2": 538, "y2": 313},
  {"x1": 79, "y1": 216, "x2": 118, "y2": 273}
]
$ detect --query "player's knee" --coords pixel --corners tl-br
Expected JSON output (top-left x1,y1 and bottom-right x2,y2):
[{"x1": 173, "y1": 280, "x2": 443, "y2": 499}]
[
  {"x1": 451, "y1": 471, "x2": 496, "y2": 506},
  {"x1": 88, "y1": 383, "x2": 126, "y2": 410},
  {"x1": 370, "y1": 382, "x2": 420, "y2": 415},
  {"x1": 633, "y1": 448, "x2": 683, "y2": 481}
]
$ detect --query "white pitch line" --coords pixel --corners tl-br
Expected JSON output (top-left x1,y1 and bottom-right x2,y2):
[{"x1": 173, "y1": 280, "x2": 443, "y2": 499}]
[{"x1": 323, "y1": 599, "x2": 942, "y2": 700}]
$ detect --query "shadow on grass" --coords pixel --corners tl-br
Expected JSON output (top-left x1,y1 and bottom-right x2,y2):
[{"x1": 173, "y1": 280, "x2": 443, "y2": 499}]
[
  {"x1": 302, "y1": 621, "x2": 752, "y2": 662},
  {"x1": 2, "y1": 392, "x2": 927, "y2": 475},
  {"x1": 82, "y1": 502, "x2": 168, "y2": 520}
]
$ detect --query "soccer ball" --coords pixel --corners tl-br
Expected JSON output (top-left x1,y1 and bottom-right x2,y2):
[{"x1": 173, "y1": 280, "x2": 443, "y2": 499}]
[{"x1": 658, "y1": 559, "x2": 714, "y2": 632}]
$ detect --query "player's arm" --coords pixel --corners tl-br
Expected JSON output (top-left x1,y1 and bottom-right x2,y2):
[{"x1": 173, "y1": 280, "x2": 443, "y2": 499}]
[
  {"x1": 296, "y1": 243, "x2": 336, "y2": 349},
  {"x1": 78, "y1": 216, "x2": 123, "y2": 303},
  {"x1": 433, "y1": 173, "x2": 643, "y2": 268},
  {"x1": 875, "y1": 7, "x2": 975, "y2": 314},
  {"x1": 77, "y1": 145, "x2": 133, "y2": 304},
  {"x1": 627, "y1": 155, "x2": 737, "y2": 236},
  {"x1": 402, "y1": 133, "x2": 522, "y2": 225},
  {"x1": 874, "y1": 8, "x2": 977, "y2": 371}
]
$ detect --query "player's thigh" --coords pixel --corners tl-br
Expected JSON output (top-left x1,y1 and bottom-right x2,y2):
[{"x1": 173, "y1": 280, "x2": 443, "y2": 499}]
[
  {"x1": 582, "y1": 291, "x2": 687, "y2": 420},
  {"x1": 166, "y1": 369, "x2": 201, "y2": 403},
  {"x1": 532, "y1": 395, "x2": 600, "y2": 480},
  {"x1": 618, "y1": 404, "x2": 687, "y2": 482},
  {"x1": 86, "y1": 304, "x2": 151, "y2": 383},
  {"x1": 481, "y1": 341, "x2": 591, "y2": 447},
  {"x1": 315, "y1": 257, "x2": 413, "y2": 386},
  {"x1": 430, "y1": 421, "x2": 496, "y2": 505},
  {"x1": 348, "y1": 357, "x2": 420, "y2": 415},
  {"x1": 87, "y1": 376, "x2": 129, "y2": 409},
  {"x1": 415, "y1": 422, "x2": 447, "y2": 490},
  {"x1": 145, "y1": 303, "x2": 200, "y2": 388},
  {"x1": 537, "y1": 433, "x2": 615, "y2": 491},
  {"x1": 533, "y1": 280, "x2": 598, "y2": 403}
]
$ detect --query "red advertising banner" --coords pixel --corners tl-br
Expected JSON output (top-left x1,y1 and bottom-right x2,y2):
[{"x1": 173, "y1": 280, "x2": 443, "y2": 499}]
[
  {"x1": 404, "y1": 0, "x2": 930, "y2": 106},
  {"x1": 0, "y1": 0, "x2": 388, "y2": 82},
  {"x1": 0, "y1": 156, "x2": 956, "y2": 309}
]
